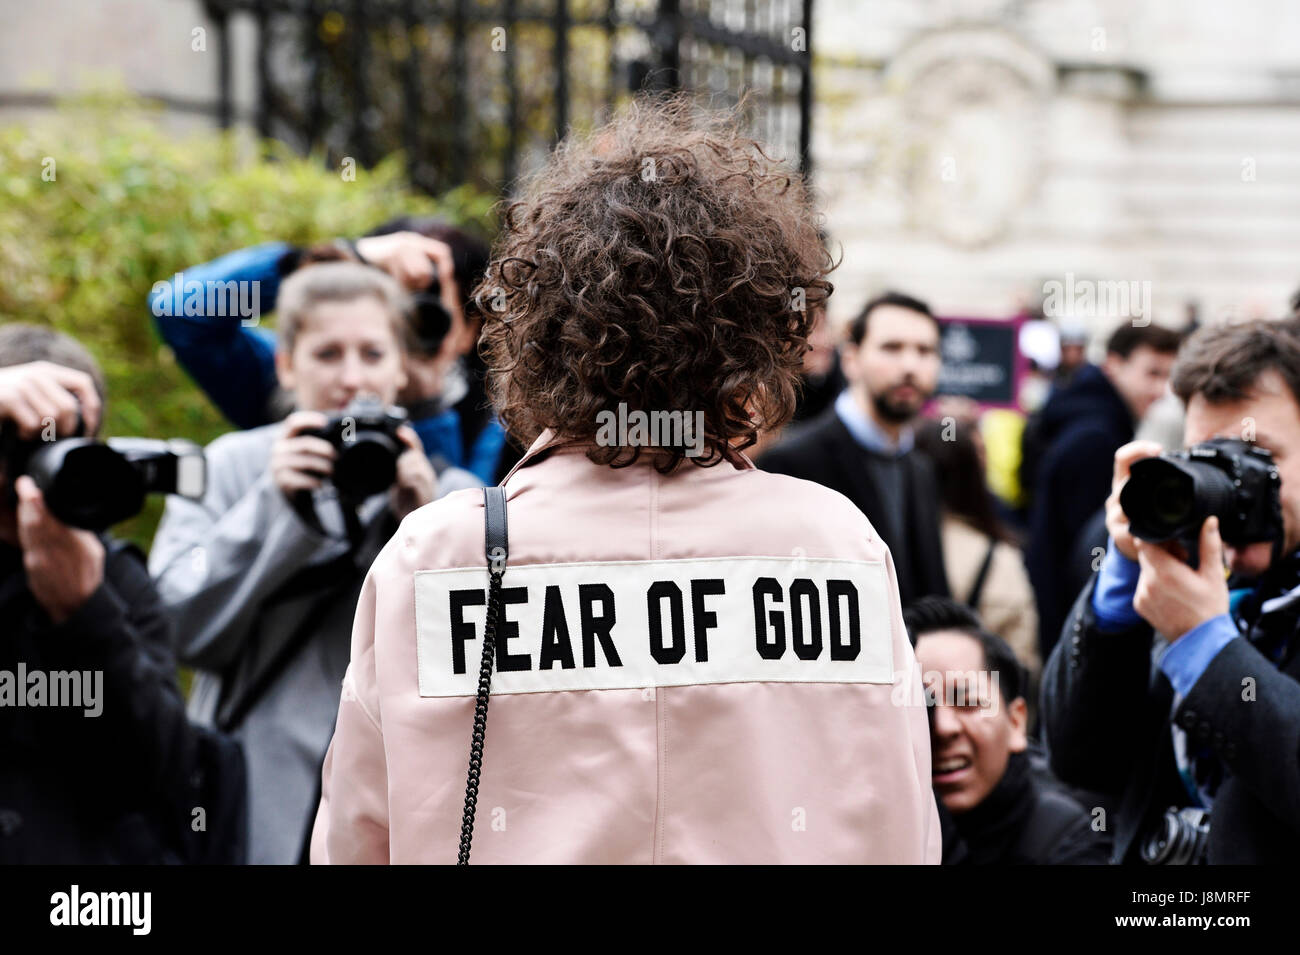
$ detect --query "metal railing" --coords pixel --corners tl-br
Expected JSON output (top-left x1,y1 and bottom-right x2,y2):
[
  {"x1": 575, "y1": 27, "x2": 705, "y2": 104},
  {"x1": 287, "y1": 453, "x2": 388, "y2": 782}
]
[{"x1": 201, "y1": 0, "x2": 814, "y2": 194}]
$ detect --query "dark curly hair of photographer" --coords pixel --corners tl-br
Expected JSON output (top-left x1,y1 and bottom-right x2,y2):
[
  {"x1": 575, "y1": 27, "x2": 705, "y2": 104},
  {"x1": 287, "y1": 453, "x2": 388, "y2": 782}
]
[{"x1": 475, "y1": 95, "x2": 835, "y2": 471}]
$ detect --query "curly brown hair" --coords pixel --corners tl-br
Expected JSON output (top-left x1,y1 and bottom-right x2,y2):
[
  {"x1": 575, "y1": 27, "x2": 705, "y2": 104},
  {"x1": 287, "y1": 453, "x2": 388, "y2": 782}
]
[{"x1": 475, "y1": 95, "x2": 835, "y2": 472}]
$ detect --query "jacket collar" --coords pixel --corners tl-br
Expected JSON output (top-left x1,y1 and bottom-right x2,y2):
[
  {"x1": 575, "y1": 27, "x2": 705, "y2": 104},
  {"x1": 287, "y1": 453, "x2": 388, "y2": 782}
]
[{"x1": 500, "y1": 427, "x2": 757, "y2": 485}]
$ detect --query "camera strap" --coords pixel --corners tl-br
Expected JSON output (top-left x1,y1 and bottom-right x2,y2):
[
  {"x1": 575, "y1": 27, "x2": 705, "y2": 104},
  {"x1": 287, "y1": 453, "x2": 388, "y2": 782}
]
[
  {"x1": 456, "y1": 485, "x2": 508, "y2": 865},
  {"x1": 289, "y1": 488, "x2": 368, "y2": 552}
]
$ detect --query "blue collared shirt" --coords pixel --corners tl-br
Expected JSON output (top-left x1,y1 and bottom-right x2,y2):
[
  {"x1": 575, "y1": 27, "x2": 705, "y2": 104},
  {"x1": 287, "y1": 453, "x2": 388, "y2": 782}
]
[
  {"x1": 833, "y1": 389, "x2": 913, "y2": 457},
  {"x1": 1090, "y1": 538, "x2": 1238, "y2": 693}
]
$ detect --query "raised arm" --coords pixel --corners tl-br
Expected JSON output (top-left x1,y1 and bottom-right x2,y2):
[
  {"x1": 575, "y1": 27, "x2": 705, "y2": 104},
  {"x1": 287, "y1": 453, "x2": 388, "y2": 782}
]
[{"x1": 149, "y1": 242, "x2": 293, "y2": 429}]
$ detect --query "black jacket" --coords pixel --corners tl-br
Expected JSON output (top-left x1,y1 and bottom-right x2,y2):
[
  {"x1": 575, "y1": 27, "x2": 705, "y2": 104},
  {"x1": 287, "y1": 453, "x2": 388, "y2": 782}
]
[
  {"x1": 1041, "y1": 564, "x2": 1300, "y2": 864},
  {"x1": 759, "y1": 408, "x2": 949, "y2": 605},
  {"x1": 1025, "y1": 365, "x2": 1134, "y2": 659},
  {"x1": 943, "y1": 751, "x2": 1112, "y2": 864},
  {"x1": 0, "y1": 538, "x2": 244, "y2": 863}
]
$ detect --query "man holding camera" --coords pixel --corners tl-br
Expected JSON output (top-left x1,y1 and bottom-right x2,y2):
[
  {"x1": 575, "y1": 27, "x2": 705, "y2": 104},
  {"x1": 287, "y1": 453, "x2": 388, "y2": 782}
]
[
  {"x1": 1042, "y1": 320, "x2": 1300, "y2": 863},
  {"x1": 0, "y1": 326, "x2": 241, "y2": 863}
]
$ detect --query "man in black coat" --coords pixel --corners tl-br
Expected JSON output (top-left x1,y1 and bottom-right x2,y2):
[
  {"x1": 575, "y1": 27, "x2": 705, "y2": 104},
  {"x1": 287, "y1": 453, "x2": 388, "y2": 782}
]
[
  {"x1": 1025, "y1": 323, "x2": 1181, "y2": 660},
  {"x1": 908, "y1": 596, "x2": 1111, "y2": 864},
  {"x1": 760, "y1": 292, "x2": 949, "y2": 605},
  {"x1": 0, "y1": 331, "x2": 243, "y2": 863},
  {"x1": 1042, "y1": 321, "x2": 1300, "y2": 864}
]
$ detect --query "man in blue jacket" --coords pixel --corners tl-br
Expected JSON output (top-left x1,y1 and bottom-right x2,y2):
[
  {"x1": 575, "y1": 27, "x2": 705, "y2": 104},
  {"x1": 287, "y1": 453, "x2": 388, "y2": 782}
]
[{"x1": 148, "y1": 217, "x2": 508, "y2": 484}]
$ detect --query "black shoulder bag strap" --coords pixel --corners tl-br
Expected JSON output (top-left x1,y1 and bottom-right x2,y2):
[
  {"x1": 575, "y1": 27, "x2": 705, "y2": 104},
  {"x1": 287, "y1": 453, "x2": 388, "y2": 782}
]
[
  {"x1": 456, "y1": 485, "x2": 508, "y2": 865},
  {"x1": 965, "y1": 536, "x2": 998, "y2": 610}
]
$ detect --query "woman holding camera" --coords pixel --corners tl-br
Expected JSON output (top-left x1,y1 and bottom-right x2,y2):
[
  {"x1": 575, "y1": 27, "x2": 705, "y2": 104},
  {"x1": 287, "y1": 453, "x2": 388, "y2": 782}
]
[{"x1": 150, "y1": 262, "x2": 459, "y2": 864}]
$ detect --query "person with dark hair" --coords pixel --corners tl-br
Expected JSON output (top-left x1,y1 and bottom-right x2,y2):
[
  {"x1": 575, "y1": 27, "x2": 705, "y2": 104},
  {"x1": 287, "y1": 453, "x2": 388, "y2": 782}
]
[
  {"x1": 758, "y1": 291, "x2": 950, "y2": 605},
  {"x1": 1025, "y1": 322, "x2": 1182, "y2": 659},
  {"x1": 147, "y1": 218, "x2": 507, "y2": 484},
  {"x1": 0, "y1": 324, "x2": 244, "y2": 863},
  {"x1": 905, "y1": 595, "x2": 1111, "y2": 865},
  {"x1": 914, "y1": 418, "x2": 1039, "y2": 693},
  {"x1": 311, "y1": 97, "x2": 940, "y2": 864},
  {"x1": 1043, "y1": 319, "x2": 1300, "y2": 864},
  {"x1": 790, "y1": 305, "x2": 847, "y2": 424}
]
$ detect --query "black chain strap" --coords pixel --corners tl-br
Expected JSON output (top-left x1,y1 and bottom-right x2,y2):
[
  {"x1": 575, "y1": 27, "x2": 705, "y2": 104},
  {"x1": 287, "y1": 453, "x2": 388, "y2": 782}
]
[
  {"x1": 456, "y1": 486, "x2": 507, "y2": 864},
  {"x1": 456, "y1": 565, "x2": 503, "y2": 864}
]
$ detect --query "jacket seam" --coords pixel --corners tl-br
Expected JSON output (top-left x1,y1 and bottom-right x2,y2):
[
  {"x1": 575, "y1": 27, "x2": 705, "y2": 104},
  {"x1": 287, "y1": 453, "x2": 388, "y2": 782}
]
[
  {"x1": 651, "y1": 467, "x2": 665, "y2": 863},
  {"x1": 348, "y1": 668, "x2": 383, "y2": 731},
  {"x1": 654, "y1": 688, "x2": 667, "y2": 864}
]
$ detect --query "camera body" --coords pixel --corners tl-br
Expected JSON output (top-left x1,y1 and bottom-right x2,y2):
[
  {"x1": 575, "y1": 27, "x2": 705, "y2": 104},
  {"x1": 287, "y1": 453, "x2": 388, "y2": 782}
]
[
  {"x1": 1120, "y1": 437, "x2": 1282, "y2": 566},
  {"x1": 305, "y1": 396, "x2": 408, "y2": 498},
  {"x1": 2, "y1": 424, "x2": 205, "y2": 531}
]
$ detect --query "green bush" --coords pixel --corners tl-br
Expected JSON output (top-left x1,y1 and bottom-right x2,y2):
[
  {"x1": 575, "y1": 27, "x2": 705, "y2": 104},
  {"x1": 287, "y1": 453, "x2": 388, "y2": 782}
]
[{"x1": 0, "y1": 93, "x2": 497, "y2": 547}]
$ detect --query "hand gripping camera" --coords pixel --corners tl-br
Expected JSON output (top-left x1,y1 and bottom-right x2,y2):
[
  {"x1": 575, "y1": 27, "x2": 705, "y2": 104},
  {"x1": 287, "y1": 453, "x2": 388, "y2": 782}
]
[
  {"x1": 1119, "y1": 437, "x2": 1283, "y2": 567},
  {"x1": 305, "y1": 396, "x2": 408, "y2": 499},
  {"x1": 2, "y1": 421, "x2": 205, "y2": 531}
]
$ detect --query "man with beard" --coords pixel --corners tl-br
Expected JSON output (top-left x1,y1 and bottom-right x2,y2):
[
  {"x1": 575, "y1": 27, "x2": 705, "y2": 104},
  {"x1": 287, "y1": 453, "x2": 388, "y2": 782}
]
[{"x1": 760, "y1": 292, "x2": 949, "y2": 604}]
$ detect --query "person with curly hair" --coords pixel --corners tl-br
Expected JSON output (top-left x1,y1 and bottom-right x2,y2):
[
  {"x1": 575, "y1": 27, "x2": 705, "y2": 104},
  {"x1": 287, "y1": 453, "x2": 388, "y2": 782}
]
[{"x1": 311, "y1": 96, "x2": 940, "y2": 864}]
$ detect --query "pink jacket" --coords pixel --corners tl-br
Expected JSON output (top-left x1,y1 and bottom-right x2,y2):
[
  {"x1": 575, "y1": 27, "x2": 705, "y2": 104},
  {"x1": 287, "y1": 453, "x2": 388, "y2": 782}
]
[{"x1": 312, "y1": 431, "x2": 940, "y2": 864}]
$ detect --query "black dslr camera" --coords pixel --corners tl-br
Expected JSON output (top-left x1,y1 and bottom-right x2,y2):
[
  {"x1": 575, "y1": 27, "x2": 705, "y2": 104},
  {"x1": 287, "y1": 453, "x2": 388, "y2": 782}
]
[
  {"x1": 1, "y1": 420, "x2": 205, "y2": 531},
  {"x1": 305, "y1": 396, "x2": 408, "y2": 498},
  {"x1": 1120, "y1": 437, "x2": 1282, "y2": 567}
]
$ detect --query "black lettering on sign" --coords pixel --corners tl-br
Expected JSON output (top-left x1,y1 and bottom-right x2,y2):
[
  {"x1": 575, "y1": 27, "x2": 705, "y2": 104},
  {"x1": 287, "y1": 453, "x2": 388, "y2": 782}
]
[
  {"x1": 753, "y1": 577, "x2": 785, "y2": 660},
  {"x1": 449, "y1": 589, "x2": 486, "y2": 674},
  {"x1": 827, "y1": 580, "x2": 861, "y2": 661},
  {"x1": 690, "y1": 579, "x2": 725, "y2": 663},
  {"x1": 578, "y1": 583, "x2": 622, "y2": 668},
  {"x1": 496, "y1": 587, "x2": 531, "y2": 672},
  {"x1": 647, "y1": 581, "x2": 686, "y2": 664},
  {"x1": 789, "y1": 578, "x2": 823, "y2": 661},
  {"x1": 539, "y1": 585, "x2": 576, "y2": 670}
]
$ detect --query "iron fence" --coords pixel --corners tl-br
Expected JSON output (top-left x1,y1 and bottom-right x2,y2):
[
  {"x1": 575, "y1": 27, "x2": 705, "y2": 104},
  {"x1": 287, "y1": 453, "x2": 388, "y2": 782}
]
[{"x1": 201, "y1": 0, "x2": 815, "y2": 194}]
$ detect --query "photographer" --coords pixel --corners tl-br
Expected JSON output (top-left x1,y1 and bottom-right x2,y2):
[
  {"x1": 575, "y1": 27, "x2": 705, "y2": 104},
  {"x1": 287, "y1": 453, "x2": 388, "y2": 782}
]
[
  {"x1": 0, "y1": 326, "x2": 241, "y2": 863},
  {"x1": 1042, "y1": 320, "x2": 1300, "y2": 863},
  {"x1": 149, "y1": 262, "x2": 443, "y2": 864},
  {"x1": 148, "y1": 218, "x2": 508, "y2": 484}
]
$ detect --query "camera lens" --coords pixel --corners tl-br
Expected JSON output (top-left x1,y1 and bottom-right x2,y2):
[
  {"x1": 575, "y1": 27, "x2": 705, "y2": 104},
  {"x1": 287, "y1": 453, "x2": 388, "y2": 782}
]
[
  {"x1": 1148, "y1": 472, "x2": 1195, "y2": 530},
  {"x1": 1140, "y1": 807, "x2": 1211, "y2": 865},
  {"x1": 29, "y1": 440, "x2": 145, "y2": 530},
  {"x1": 1121, "y1": 456, "x2": 1235, "y2": 542},
  {"x1": 333, "y1": 437, "x2": 399, "y2": 498},
  {"x1": 413, "y1": 293, "x2": 452, "y2": 355}
]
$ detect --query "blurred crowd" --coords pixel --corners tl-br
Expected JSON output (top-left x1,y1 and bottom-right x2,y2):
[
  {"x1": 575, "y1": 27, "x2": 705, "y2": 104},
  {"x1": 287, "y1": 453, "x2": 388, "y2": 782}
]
[
  {"x1": 760, "y1": 291, "x2": 1300, "y2": 864},
  {"x1": 3, "y1": 199, "x2": 1299, "y2": 865}
]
